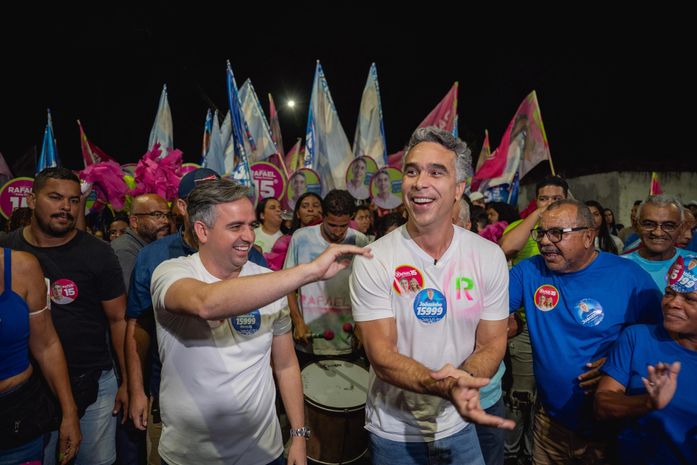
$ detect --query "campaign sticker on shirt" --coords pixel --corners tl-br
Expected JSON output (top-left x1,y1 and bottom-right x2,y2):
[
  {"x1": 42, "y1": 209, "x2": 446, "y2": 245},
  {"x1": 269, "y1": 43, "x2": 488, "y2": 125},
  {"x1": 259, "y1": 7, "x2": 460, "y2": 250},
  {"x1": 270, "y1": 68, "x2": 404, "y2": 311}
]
[
  {"x1": 413, "y1": 288, "x2": 447, "y2": 324},
  {"x1": 574, "y1": 298, "x2": 604, "y2": 327},
  {"x1": 668, "y1": 255, "x2": 697, "y2": 293},
  {"x1": 533, "y1": 284, "x2": 559, "y2": 312},
  {"x1": 393, "y1": 265, "x2": 424, "y2": 297},
  {"x1": 50, "y1": 279, "x2": 78, "y2": 305},
  {"x1": 230, "y1": 310, "x2": 262, "y2": 335}
]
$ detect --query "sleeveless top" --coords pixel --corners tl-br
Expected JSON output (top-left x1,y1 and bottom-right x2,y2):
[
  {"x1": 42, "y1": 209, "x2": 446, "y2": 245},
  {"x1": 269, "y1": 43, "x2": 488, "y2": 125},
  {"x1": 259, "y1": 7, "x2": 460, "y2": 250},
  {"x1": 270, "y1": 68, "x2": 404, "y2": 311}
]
[{"x1": 0, "y1": 248, "x2": 31, "y2": 379}]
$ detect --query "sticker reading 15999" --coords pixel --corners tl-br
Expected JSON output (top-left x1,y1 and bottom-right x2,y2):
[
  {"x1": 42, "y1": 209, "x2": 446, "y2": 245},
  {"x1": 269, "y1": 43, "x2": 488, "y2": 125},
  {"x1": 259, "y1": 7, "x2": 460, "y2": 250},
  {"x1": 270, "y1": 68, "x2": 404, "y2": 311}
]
[
  {"x1": 413, "y1": 288, "x2": 447, "y2": 324},
  {"x1": 231, "y1": 310, "x2": 261, "y2": 335}
]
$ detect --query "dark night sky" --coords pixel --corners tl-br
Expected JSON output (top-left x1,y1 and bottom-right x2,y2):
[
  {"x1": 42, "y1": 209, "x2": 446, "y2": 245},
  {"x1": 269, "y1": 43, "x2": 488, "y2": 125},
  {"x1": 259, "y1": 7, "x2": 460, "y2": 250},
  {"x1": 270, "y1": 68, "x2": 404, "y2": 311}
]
[{"x1": 1, "y1": 6, "x2": 694, "y2": 181}]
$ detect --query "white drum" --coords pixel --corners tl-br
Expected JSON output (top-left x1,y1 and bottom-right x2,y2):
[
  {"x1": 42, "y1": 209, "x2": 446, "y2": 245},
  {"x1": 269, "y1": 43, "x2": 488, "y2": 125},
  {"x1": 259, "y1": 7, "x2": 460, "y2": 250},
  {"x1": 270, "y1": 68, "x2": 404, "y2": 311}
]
[{"x1": 301, "y1": 360, "x2": 369, "y2": 464}]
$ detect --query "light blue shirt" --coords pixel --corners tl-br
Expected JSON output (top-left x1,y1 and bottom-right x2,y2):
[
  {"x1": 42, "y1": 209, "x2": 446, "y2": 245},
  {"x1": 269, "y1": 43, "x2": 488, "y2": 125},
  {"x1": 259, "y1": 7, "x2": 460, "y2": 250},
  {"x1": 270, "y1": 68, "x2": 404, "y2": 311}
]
[{"x1": 622, "y1": 248, "x2": 693, "y2": 291}]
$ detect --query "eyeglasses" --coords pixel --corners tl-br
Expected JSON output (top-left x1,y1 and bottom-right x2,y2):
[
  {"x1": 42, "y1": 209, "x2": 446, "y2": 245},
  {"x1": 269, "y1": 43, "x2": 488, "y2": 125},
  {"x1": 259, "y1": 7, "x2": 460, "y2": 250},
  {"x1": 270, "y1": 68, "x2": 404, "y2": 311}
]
[
  {"x1": 530, "y1": 226, "x2": 589, "y2": 243},
  {"x1": 638, "y1": 220, "x2": 679, "y2": 233},
  {"x1": 133, "y1": 211, "x2": 171, "y2": 220}
]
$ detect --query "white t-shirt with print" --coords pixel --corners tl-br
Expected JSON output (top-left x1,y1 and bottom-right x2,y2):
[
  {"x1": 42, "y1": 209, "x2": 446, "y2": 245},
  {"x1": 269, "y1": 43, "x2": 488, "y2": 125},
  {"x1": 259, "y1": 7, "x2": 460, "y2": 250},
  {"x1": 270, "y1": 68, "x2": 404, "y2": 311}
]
[
  {"x1": 151, "y1": 254, "x2": 291, "y2": 465},
  {"x1": 350, "y1": 225, "x2": 509, "y2": 442},
  {"x1": 284, "y1": 224, "x2": 369, "y2": 355}
]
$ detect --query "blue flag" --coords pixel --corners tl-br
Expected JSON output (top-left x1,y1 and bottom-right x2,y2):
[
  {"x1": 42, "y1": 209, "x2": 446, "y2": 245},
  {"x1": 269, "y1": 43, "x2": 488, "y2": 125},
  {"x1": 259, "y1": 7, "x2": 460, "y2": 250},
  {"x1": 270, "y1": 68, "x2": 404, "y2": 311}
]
[
  {"x1": 305, "y1": 61, "x2": 353, "y2": 195},
  {"x1": 36, "y1": 109, "x2": 61, "y2": 174},
  {"x1": 226, "y1": 61, "x2": 253, "y2": 188}
]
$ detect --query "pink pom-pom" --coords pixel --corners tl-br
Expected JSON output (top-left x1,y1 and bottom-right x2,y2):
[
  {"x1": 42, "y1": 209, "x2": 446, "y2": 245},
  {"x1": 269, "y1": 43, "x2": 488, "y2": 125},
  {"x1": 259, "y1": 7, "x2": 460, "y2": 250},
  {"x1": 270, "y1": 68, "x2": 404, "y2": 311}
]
[
  {"x1": 342, "y1": 322, "x2": 354, "y2": 333},
  {"x1": 80, "y1": 161, "x2": 129, "y2": 211},
  {"x1": 323, "y1": 329, "x2": 335, "y2": 341},
  {"x1": 131, "y1": 144, "x2": 183, "y2": 201}
]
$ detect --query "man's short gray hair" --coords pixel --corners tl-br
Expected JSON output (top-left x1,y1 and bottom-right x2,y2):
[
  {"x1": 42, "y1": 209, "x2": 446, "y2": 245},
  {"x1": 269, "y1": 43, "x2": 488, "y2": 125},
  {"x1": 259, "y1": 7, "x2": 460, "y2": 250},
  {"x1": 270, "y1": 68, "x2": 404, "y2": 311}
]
[
  {"x1": 637, "y1": 194, "x2": 684, "y2": 222},
  {"x1": 545, "y1": 199, "x2": 594, "y2": 228},
  {"x1": 187, "y1": 179, "x2": 251, "y2": 228},
  {"x1": 403, "y1": 126, "x2": 472, "y2": 183}
]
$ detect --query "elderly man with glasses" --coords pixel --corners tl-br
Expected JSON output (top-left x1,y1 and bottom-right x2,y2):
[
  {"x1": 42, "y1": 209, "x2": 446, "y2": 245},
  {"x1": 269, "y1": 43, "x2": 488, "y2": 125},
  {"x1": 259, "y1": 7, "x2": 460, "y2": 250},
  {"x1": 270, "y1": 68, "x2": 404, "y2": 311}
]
[
  {"x1": 508, "y1": 199, "x2": 662, "y2": 465},
  {"x1": 622, "y1": 195, "x2": 692, "y2": 291}
]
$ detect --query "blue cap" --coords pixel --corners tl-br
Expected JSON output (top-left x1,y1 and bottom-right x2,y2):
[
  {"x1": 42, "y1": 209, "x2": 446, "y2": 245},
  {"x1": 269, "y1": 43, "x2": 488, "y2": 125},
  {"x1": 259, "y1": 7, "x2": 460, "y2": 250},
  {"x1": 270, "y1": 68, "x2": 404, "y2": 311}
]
[{"x1": 177, "y1": 168, "x2": 221, "y2": 199}]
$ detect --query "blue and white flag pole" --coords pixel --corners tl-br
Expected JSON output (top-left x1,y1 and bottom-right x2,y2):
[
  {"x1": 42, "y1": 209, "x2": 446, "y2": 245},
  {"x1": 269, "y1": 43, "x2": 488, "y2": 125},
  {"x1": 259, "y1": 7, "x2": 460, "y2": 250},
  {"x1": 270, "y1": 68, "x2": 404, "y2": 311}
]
[{"x1": 36, "y1": 108, "x2": 61, "y2": 174}]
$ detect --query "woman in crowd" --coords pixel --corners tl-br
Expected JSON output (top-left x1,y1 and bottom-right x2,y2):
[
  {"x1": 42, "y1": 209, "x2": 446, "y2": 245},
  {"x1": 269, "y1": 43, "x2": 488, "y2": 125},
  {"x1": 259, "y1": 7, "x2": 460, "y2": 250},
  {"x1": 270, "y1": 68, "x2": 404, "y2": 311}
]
[
  {"x1": 253, "y1": 197, "x2": 284, "y2": 254},
  {"x1": 0, "y1": 248, "x2": 81, "y2": 465},
  {"x1": 264, "y1": 192, "x2": 323, "y2": 270},
  {"x1": 603, "y1": 207, "x2": 624, "y2": 236},
  {"x1": 480, "y1": 201, "x2": 520, "y2": 243},
  {"x1": 586, "y1": 200, "x2": 623, "y2": 254}
]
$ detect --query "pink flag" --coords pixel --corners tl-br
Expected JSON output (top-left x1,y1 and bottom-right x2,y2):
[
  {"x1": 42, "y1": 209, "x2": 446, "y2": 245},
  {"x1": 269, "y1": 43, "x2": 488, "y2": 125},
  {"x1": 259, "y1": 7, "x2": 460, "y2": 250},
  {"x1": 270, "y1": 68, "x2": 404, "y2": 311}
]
[
  {"x1": 650, "y1": 172, "x2": 662, "y2": 196},
  {"x1": 388, "y1": 82, "x2": 458, "y2": 169},
  {"x1": 284, "y1": 138, "x2": 303, "y2": 173},
  {"x1": 266, "y1": 152, "x2": 289, "y2": 179},
  {"x1": 471, "y1": 91, "x2": 551, "y2": 191},
  {"x1": 78, "y1": 120, "x2": 116, "y2": 167},
  {"x1": 269, "y1": 94, "x2": 285, "y2": 158},
  {"x1": 475, "y1": 129, "x2": 494, "y2": 174}
]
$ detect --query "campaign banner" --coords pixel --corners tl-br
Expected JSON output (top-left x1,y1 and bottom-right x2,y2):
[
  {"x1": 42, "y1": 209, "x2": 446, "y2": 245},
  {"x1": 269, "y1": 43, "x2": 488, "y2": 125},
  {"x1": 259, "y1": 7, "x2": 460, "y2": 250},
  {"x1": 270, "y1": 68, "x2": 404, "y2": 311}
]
[
  {"x1": 250, "y1": 161, "x2": 286, "y2": 203},
  {"x1": 345, "y1": 155, "x2": 378, "y2": 200},
  {"x1": 370, "y1": 167, "x2": 403, "y2": 210},
  {"x1": 286, "y1": 168, "x2": 321, "y2": 211},
  {"x1": 0, "y1": 177, "x2": 33, "y2": 219}
]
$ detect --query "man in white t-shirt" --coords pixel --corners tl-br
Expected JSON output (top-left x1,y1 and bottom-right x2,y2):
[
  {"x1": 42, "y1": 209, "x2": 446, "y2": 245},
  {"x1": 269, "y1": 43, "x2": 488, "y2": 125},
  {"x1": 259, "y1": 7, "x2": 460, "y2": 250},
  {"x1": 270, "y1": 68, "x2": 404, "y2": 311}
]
[
  {"x1": 285, "y1": 189, "x2": 369, "y2": 358},
  {"x1": 350, "y1": 127, "x2": 514, "y2": 465},
  {"x1": 150, "y1": 179, "x2": 371, "y2": 465}
]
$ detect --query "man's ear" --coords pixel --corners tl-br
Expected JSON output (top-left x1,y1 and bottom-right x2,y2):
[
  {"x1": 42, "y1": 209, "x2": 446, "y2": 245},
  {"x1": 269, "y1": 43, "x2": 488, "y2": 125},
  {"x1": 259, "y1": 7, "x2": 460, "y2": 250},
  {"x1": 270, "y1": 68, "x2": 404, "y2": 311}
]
[
  {"x1": 455, "y1": 181, "x2": 466, "y2": 204},
  {"x1": 193, "y1": 221, "x2": 209, "y2": 244}
]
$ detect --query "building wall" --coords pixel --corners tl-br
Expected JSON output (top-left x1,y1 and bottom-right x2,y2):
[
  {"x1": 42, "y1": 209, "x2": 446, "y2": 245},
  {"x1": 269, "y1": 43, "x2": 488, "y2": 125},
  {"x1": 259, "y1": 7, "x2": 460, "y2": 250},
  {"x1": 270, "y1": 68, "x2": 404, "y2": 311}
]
[{"x1": 518, "y1": 171, "x2": 697, "y2": 227}]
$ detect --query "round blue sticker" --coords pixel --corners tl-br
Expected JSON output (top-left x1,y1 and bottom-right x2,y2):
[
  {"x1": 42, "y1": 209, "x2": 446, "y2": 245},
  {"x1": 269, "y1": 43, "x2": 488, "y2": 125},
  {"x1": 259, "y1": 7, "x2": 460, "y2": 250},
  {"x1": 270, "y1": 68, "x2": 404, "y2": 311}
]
[
  {"x1": 231, "y1": 310, "x2": 261, "y2": 335},
  {"x1": 413, "y1": 288, "x2": 447, "y2": 324},
  {"x1": 574, "y1": 298, "x2": 604, "y2": 327}
]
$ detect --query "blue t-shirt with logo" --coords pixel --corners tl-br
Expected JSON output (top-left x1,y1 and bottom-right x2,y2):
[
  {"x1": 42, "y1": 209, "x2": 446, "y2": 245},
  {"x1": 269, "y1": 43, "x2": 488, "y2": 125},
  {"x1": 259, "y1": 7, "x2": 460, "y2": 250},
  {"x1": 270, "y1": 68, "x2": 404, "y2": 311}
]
[
  {"x1": 509, "y1": 252, "x2": 662, "y2": 433},
  {"x1": 623, "y1": 248, "x2": 693, "y2": 292},
  {"x1": 602, "y1": 324, "x2": 697, "y2": 465}
]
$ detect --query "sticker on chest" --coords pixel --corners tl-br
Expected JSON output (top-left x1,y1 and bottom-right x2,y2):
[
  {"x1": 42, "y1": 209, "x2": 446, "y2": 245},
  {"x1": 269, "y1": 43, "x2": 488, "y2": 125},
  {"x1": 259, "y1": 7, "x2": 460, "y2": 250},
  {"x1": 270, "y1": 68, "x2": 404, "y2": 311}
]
[{"x1": 413, "y1": 288, "x2": 447, "y2": 324}]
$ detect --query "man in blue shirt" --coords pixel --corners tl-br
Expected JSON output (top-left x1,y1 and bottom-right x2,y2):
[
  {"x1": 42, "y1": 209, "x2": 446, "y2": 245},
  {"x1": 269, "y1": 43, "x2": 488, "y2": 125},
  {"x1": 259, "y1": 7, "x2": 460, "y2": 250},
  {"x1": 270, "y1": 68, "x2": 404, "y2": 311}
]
[
  {"x1": 509, "y1": 199, "x2": 661, "y2": 465},
  {"x1": 596, "y1": 254, "x2": 697, "y2": 465},
  {"x1": 623, "y1": 195, "x2": 691, "y2": 290}
]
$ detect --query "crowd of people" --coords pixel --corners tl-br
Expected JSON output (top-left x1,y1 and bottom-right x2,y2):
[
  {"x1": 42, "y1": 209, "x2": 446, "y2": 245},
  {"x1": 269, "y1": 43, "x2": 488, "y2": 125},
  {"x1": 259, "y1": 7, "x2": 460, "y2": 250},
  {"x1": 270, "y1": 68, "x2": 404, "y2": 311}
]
[{"x1": 1, "y1": 126, "x2": 696, "y2": 465}]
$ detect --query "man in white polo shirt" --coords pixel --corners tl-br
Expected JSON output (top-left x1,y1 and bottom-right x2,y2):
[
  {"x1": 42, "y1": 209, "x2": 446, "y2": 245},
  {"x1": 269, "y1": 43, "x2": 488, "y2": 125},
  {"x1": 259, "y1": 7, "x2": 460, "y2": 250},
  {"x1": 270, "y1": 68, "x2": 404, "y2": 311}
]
[
  {"x1": 150, "y1": 179, "x2": 371, "y2": 465},
  {"x1": 350, "y1": 127, "x2": 513, "y2": 464}
]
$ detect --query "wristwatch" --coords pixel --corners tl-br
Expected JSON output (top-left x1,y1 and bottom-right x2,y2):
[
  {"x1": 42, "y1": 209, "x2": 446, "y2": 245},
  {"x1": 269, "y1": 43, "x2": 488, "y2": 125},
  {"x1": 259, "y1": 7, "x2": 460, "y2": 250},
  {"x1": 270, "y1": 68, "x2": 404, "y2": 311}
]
[{"x1": 289, "y1": 427, "x2": 311, "y2": 439}]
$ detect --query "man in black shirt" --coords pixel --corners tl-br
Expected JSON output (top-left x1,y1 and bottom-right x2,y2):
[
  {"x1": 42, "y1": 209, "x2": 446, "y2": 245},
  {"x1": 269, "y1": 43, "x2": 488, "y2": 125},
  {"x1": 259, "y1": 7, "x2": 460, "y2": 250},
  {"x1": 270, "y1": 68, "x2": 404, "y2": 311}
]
[{"x1": 1, "y1": 167, "x2": 128, "y2": 465}]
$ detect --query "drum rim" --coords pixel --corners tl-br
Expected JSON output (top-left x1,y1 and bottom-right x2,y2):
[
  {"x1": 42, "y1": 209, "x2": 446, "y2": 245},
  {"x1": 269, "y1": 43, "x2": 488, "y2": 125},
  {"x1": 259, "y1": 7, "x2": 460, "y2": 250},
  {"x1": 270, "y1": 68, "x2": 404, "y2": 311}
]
[{"x1": 304, "y1": 396, "x2": 366, "y2": 412}]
